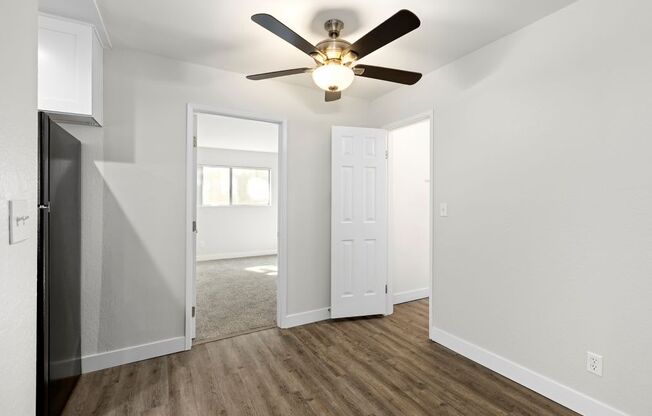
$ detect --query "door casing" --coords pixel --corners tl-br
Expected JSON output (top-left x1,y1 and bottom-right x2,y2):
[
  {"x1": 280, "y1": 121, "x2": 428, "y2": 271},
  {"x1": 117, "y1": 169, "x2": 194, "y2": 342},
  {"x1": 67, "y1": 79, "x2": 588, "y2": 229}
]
[
  {"x1": 184, "y1": 104, "x2": 289, "y2": 349},
  {"x1": 383, "y1": 110, "x2": 435, "y2": 335}
]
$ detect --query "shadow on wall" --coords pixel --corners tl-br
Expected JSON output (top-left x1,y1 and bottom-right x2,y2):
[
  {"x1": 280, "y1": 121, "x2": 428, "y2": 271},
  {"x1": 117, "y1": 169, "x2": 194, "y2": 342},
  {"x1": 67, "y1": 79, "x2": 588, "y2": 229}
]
[
  {"x1": 97, "y1": 180, "x2": 184, "y2": 353},
  {"x1": 69, "y1": 67, "x2": 185, "y2": 358},
  {"x1": 95, "y1": 70, "x2": 185, "y2": 353}
]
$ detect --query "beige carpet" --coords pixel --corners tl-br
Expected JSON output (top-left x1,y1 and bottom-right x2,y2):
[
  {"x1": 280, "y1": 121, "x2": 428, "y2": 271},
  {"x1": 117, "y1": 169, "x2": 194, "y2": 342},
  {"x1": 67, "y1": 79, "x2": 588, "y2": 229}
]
[{"x1": 194, "y1": 255, "x2": 277, "y2": 345}]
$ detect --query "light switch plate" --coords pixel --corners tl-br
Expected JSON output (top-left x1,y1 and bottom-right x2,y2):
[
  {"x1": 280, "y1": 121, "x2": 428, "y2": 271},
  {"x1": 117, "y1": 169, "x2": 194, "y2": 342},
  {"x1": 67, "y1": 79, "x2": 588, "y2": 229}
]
[
  {"x1": 439, "y1": 203, "x2": 448, "y2": 217},
  {"x1": 9, "y1": 200, "x2": 30, "y2": 244}
]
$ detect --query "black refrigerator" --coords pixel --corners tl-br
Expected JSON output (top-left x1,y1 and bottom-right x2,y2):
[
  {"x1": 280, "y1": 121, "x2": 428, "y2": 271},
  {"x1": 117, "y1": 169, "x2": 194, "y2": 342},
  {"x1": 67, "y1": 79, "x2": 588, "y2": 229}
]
[{"x1": 37, "y1": 112, "x2": 82, "y2": 416}]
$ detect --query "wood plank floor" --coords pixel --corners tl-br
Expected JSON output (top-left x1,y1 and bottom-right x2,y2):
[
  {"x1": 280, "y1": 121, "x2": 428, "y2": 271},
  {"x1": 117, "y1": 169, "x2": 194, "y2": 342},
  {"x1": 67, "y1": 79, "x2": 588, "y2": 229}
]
[{"x1": 63, "y1": 300, "x2": 577, "y2": 415}]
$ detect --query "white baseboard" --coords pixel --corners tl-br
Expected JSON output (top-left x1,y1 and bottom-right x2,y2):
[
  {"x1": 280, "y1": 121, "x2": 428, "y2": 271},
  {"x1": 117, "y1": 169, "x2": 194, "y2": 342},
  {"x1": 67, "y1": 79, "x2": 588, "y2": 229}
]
[
  {"x1": 393, "y1": 287, "x2": 429, "y2": 305},
  {"x1": 282, "y1": 307, "x2": 330, "y2": 329},
  {"x1": 430, "y1": 327, "x2": 628, "y2": 416},
  {"x1": 196, "y1": 250, "x2": 277, "y2": 262},
  {"x1": 81, "y1": 337, "x2": 186, "y2": 373}
]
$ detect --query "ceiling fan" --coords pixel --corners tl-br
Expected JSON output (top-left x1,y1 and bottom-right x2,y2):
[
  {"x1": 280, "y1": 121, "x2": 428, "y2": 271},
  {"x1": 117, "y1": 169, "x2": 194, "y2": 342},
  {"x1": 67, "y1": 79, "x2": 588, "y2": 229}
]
[{"x1": 246, "y1": 10, "x2": 422, "y2": 102}]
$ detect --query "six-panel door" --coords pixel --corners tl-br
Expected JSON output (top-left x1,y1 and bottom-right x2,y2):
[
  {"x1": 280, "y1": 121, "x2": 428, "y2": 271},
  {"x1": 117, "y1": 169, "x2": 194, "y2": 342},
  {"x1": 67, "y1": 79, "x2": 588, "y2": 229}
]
[{"x1": 331, "y1": 126, "x2": 388, "y2": 319}]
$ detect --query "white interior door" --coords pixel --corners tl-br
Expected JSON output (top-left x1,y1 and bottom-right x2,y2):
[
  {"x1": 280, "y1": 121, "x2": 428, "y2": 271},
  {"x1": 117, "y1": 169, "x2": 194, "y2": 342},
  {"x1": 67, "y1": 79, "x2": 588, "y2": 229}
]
[{"x1": 331, "y1": 126, "x2": 388, "y2": 319}]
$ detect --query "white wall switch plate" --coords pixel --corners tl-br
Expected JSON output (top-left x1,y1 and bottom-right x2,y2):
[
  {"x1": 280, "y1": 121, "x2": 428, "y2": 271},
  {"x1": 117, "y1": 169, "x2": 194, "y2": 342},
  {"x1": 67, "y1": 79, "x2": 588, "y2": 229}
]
[
  {"x1": 587, "y1": 351, "x2": 603, "y2": 376},
  {"x1": 439, "y1": 203, "x2": 448, "y2": 217},
  {"x1": 9, "y1": 200, "x2": 30, "y2": 244}
]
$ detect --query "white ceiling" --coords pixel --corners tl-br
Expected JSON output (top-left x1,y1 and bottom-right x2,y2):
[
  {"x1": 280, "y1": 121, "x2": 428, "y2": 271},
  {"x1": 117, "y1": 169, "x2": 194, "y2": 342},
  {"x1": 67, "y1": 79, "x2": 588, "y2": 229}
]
[
  {"x1": 97, "y1": 0, "x2": 574, "y2": 100},
  {"x1": 197, "y1": 114, "x2": 279, "y2": 153},
  {"x1": 39, "y1": 0, "x2": 111, "y2": 47}
]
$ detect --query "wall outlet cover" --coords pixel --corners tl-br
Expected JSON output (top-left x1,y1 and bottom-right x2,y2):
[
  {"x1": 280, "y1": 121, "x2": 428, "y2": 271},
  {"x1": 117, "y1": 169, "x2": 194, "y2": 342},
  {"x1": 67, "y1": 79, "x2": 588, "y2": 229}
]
[{"x1": 587, "y1": 351, "x2": 603, "y2": 376}]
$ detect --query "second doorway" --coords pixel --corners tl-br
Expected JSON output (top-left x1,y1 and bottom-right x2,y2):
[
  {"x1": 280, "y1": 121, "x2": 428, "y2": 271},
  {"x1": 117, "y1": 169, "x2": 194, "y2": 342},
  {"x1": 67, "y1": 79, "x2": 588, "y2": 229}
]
[
  {"x1": 388, "y1": 117, "x2": 431, "y2": 306},
  {"x1": 194, "y1": 112, "x2": 280, "y2": 344}
]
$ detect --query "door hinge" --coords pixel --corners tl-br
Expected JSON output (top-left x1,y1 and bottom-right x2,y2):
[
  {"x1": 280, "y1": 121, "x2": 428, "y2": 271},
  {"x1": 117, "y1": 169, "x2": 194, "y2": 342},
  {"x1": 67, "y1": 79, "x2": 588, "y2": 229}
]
[
  {"x1": 192, "y1": 306, "x2": 196, "y2": 318},
  {"x1": 193, "y1": 136, "x2": 197, "y2": 147},
  {"x1": 192, "y1": 220, "x2": 197, "y2": 233},
  {"x1": 385, "y1": 284, "x2": 388, "y2": 294},
  {"x1": 38, "y1": 203, "x2": 50, "y2": 212},
  {"x1": 385, "y1": 149, "x2": 389, "y2": 159}
]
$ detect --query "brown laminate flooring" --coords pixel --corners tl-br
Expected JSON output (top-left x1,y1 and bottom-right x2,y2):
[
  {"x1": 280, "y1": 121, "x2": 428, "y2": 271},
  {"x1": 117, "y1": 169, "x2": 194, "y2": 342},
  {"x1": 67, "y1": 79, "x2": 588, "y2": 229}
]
[{"x1": 63, "y1": 300, "x2": 577, "y2": 416}]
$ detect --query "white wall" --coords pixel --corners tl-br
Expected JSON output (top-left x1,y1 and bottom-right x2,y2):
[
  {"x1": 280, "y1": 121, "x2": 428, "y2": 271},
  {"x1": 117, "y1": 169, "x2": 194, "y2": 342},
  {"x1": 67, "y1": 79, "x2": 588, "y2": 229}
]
[
  {"x1": 196, "y1": 147, "x2": 278, "y2": 260},
  {"x1": 369, "y1": 0, "x2": 652, "y2": 414},
  {"x1": 388, "y1": 119, "x2": 431, "y2": 304},
  {"x1": 78, "y1": 47, "x2": 370, "y2": 360},
  {"x1": 197, "y1": 113, "x2": 279, "y2": 153},
  {"x1": 0, "y1": 0, "x2": 38, "y2": 413}
]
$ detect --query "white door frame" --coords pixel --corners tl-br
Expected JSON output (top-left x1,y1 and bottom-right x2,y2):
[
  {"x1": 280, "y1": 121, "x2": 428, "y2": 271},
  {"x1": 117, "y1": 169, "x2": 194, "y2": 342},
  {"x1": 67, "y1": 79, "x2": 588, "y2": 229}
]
[
  {"x1": 185, "y1": 103, "x2": 288, "y2": 349},
  {"x1": 382, "y1": 110, "x2": 435, "y2": 329}
]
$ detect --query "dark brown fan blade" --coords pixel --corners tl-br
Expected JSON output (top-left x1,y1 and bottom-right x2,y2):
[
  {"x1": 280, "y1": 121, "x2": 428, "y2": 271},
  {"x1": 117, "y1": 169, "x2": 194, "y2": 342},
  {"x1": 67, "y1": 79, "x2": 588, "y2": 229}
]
[
  {"x1": 252, "y1": 14, "x2": 325, "y2": 59},
  {"x1": 325, "y1": 91, "x2": 341, "y2": 102},
  {"x1": 354, "y1": 65, "x2": 422, "y2": 85},
  {"x1": 246, "y1": 68, "x2": 311, "y2": 80},
  {"x1": 345, "y1": 10, "x2": 420, "y2": 60}
]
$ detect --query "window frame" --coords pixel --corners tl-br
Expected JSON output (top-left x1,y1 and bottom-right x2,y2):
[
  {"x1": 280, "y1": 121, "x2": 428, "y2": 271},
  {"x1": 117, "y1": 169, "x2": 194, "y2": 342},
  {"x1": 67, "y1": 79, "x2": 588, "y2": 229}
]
[{"x1": 197, "y1": 164, "x2": 272, "y2": 207}]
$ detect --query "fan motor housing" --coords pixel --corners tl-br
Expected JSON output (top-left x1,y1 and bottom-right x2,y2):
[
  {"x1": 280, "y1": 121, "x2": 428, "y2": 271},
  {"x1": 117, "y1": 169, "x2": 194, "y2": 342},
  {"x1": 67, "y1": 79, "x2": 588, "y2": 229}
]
[
  {"x1": 316, "y1": 38, "x2": 351, "y2": 60},
  {"x1": 316, "y1": 19, "x2": 357, "y2": 63}
]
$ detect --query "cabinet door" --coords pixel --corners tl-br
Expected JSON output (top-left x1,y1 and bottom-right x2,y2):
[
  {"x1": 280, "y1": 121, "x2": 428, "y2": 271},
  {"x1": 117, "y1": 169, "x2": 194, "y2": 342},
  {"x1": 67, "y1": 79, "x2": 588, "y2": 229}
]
[{"x1": 38, "y1": 15, "x2": 93, "y2": 116}]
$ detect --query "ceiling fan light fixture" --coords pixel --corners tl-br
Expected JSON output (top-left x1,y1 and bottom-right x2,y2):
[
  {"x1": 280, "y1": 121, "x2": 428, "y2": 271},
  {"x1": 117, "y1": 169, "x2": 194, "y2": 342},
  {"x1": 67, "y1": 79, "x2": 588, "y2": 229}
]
[
  {"x1": 312, "y1": 62, "x2": 354, "y2": 92},
  {"x1": 247, "y1": 11, "x2": 423, "y2": 102}
]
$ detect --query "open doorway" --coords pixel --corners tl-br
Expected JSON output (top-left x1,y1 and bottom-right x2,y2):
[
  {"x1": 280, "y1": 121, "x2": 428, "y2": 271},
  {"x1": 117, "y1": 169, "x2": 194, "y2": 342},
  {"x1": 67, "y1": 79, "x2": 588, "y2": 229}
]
[
  {"x1": 329, "y1": 114, "x2": 433, "y2": 322},
  {"x1": 186, "y1": 107, "x2": 287, "y2": 347},
  {"x1": 387, "y1": 116, "x2": 432, "y2": 312}
]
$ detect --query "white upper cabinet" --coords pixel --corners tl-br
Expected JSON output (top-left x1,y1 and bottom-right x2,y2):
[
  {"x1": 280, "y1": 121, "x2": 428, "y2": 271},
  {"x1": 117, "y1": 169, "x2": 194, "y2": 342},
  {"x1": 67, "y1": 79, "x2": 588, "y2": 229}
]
[{"x1": 38, "y1": 15, "x2": 103, "y2": 126}]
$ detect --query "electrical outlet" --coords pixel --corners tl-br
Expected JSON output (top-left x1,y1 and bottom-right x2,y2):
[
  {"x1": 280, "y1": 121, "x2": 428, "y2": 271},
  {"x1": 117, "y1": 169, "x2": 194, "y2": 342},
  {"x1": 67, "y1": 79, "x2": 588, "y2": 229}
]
[{"x1": 587, "y1": 352, "x2": 603, "y2": 376}]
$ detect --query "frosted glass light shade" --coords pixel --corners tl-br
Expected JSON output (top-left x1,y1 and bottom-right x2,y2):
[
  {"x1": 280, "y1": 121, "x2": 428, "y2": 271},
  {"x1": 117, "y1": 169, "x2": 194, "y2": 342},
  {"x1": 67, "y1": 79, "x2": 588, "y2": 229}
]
[{"x1": 312, "y1": 63, "x2": 354, "y2": 92}]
